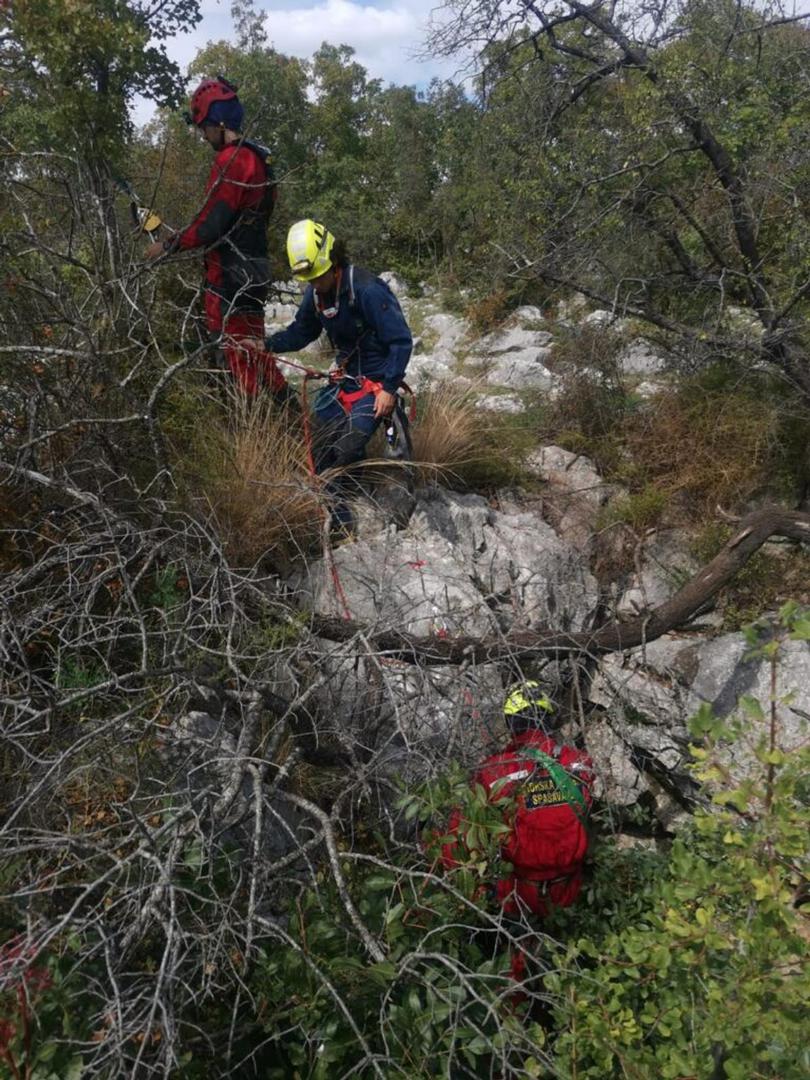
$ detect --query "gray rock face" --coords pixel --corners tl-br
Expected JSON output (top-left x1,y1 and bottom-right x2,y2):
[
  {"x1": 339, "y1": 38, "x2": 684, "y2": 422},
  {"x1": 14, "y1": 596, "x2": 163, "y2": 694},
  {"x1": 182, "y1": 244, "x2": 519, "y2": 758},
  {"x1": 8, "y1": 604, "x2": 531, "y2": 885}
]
[
  {"x1": 408, "y1": 487, "x2": 492, "y2": 565},
  {"x1": 305, "y1": 641, "x2": 504, "y2": 777},
  {"x1": 402, "y1": 311, "x2": 471, "y2": 386},
  {"x1": 473, "y1": 325, "x2": 554, "y2": 356},
  {"x1": 485, "y1": 351, "x2": 554, "y2": 390},
  {"x1": 422, "y1": 312, "x2": 469, "y2": 353},
  {"x1": 379, "y1": 271, "x2": 408, "y2": 297},
  {"x1": 589, "y1": 635, "x2": 696, "y2": 731},
  {"x1": 527, "y1": 446, "x2": 611, "y2": 507},
  {"x1": 513, "y1": 305, "x2": 547, "y2": 324},
  {"x1": 460, "y1": 324, "x2": 556, "y2": 391},
  {"x1": 309, "y1": 529, "x2": 496, "y2": 636},
  {"x1": 406, "y1": 348, "x2": 461, "y2": 385},
  {"x1": 616, "y1": 529, "x2": 700, "y2": 616},
  {"x1": 300, "y1": 488, "x2": 598, "y2": 764},
  {"x1": 306, "y1": 487, "x2": 598, "y2": 636},
  {"x1": 478, "y1": 510, "x2": 597, "y2": 631},
  {"x1": 618, "y1": 339, "x2": 667, "y2": 375},
  {"x1": 466, "y1": 325, "x2": 555, "y2": 390},
  {"x1": 593, "y1": 632, "x2": 810, "y2": 736},
  {"x1": 526, "y1": 445, "x2": 622, "y2": 551},
  {"x1": 257, "y1": 285, "x2": 808, "y2": 840},
  {"x1": 476, "y1": 394, "x2": 524, "y2": 413},
  {"x1": 582, "y1": 309, "x2": 615, "y2": 327},
  {"x1": 689, "y1": 636, "x2": 810, "y2": 767},
  {"x1": 586, "y1": 629, "x2": 810, "y2": 823},
  {"x1": 265, "y1": 300, "x2": 300, "y2": 326},
  {"x1": 583, "y1": 718, "x2": 651, "y2": 806}
]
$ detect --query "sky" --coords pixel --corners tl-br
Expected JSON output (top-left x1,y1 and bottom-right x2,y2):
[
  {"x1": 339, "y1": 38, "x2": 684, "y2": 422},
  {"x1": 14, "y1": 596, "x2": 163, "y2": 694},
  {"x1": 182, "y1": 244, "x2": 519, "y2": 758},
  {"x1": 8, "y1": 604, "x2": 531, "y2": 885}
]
[{"x1": 133, "y1": 0, "x2": 468, "y2": 124}]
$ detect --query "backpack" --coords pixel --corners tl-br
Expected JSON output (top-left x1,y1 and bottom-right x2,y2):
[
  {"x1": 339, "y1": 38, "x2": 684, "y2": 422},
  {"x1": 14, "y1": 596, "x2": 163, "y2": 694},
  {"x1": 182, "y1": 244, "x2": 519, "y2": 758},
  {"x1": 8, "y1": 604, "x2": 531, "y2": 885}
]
[
  {"x1": 518, "y1": 745, "x2": 589, "y2": 824},
  {"x1": 240, "y1": 139, "x2": 278, "y2": 218}
]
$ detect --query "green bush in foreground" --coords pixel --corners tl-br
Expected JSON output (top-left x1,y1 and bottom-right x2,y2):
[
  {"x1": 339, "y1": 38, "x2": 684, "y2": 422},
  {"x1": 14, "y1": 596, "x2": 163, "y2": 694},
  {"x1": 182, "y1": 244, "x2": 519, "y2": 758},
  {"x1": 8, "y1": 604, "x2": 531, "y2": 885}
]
[
  {"x1": 251, "y1": 605, "x2": 809, "y2": 1080},
  {"x1": 2, "y1": 609, "x2": 807, "y2": 1077},
  {"x1": 549, "y1": 603, "x2": 810, "y2": 1080}
]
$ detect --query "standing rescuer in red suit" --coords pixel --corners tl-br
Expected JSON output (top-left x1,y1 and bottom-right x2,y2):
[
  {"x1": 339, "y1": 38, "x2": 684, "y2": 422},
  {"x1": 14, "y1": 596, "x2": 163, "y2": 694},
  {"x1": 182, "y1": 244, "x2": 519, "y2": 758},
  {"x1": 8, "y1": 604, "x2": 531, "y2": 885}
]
[
  {"x1": 145, "y1": 76, "x2": 295, "y2": 408},
  {"x1": 442, "y1": 681, "x2": 595, "y2": 919}
]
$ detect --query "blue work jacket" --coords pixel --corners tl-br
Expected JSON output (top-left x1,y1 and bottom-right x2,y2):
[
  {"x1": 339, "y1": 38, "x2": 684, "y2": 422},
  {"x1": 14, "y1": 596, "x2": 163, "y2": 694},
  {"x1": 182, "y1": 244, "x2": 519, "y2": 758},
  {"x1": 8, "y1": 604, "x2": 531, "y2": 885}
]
[{"x1": 265, "y1": 265, "x2": 412, "y2": 394}]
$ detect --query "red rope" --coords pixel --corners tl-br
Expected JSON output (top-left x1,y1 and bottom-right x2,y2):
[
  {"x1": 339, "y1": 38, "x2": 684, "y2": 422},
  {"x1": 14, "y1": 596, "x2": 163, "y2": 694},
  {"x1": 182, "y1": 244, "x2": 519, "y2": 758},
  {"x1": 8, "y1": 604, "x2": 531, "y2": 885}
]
[
  {"x1": 270, "y1": 353, "x2": 324, "y2": 380},
  {"x1": 324, "y1": 533, "x2": 354, "y2": 622}
]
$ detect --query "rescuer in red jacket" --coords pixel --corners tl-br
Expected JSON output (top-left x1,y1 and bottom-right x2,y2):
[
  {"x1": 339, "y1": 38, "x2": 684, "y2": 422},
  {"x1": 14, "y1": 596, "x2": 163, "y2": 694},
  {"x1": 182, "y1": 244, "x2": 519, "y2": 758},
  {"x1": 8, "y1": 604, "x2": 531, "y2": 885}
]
[
  {"x1": 442, "y1": 681, "x2": 595, "y2": 919},
  {"x1": 145, "y1": 76, "x2": 294, "y2": 406}
]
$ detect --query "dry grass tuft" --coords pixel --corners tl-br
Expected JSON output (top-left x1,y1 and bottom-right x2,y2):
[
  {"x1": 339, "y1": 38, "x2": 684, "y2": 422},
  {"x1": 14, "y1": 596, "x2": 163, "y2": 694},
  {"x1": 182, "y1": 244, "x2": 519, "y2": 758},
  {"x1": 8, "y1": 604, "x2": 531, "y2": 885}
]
[
  {"x1": 209, "y1": 393, "x2": 322, "y2": 566},
  {"x1": 171, "y1": 387, "x2": 322, "y2": 567},
  {"x1": 621, "y1": 384, "x2": 783, "y2": 516},
  {"x1": 544, "y1": 358, "x2": 803, "y2": 521},
  {"x1": 409, "y1": 378, "x2": 541, "y2": 489},
  {"x1": 409, "y1": 380, "x2": 484, "y2": 471}
]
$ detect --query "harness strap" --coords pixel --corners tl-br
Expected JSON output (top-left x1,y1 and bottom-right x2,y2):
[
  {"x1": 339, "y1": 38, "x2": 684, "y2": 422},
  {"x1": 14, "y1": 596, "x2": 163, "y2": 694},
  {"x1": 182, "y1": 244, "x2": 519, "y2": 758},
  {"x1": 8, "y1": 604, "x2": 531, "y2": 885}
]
[
  {"x1": 336, "y1": 376, "x2": 383, "y2": 413},
  {"x1": 518, "y1": 746, "x2": 588, "y2": 824},
  {"x1": 513, "y1": 871, "x2": 575, "y2": 889}
]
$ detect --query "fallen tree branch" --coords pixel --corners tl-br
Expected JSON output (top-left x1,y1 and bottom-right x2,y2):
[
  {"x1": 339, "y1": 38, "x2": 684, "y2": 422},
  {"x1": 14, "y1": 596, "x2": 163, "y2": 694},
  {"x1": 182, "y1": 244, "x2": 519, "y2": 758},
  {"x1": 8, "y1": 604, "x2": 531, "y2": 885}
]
[{"x1": 309, "y1": 507, "x2": 810, "y2": 664}]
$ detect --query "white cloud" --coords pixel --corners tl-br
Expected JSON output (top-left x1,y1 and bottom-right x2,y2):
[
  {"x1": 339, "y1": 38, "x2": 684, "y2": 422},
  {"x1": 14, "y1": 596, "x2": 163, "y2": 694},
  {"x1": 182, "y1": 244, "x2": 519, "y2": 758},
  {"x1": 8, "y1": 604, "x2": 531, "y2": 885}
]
[
  {"x1": 266, "y1": 0, "x2": 427, "y2": 79},
  {"x1": 133, "y1": 0, "x2": 468, "y2": 125}
]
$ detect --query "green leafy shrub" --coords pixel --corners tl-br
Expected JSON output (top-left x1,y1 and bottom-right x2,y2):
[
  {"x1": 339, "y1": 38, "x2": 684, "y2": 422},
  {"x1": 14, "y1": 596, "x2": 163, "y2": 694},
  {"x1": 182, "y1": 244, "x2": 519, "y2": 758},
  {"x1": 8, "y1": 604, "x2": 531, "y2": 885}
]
[
  {"x1": 0, "y1": 938, "x2": 93, "y2": 1080},
  {"x1": 549, "y1": 604, "x2": 810, "y2": 1079},
  {"x1": 248, "y1": 607, "x2": 809, "y2": 1079},
  {"x1": 596, "y1": 486, "x2": 668, "y2": 531},
  {"x1": 250, "y1": 767, "x2": 550, "y2": 1078},
  {"x1": 545, "y1": 354, "x2": 810, "y2": 524}
]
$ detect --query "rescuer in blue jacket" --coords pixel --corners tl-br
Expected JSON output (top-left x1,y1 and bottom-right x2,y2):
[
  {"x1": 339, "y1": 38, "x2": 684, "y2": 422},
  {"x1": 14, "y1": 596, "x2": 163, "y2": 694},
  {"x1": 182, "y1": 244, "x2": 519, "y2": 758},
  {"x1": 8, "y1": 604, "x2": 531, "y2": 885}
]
[{"x1": 266, "y1": 219, "x2": 413, "y2": 530}]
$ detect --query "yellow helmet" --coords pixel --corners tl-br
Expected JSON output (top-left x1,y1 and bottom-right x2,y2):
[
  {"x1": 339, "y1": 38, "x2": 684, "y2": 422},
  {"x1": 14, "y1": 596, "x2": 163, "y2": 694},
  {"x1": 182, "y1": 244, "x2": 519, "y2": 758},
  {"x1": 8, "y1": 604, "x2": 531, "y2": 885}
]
[
  {"x1": 286, "y1": 219, "x2": 335, "y2": 282},
  {"x1": 503, "y1": 680, "x2": 555, "y2": 719}
]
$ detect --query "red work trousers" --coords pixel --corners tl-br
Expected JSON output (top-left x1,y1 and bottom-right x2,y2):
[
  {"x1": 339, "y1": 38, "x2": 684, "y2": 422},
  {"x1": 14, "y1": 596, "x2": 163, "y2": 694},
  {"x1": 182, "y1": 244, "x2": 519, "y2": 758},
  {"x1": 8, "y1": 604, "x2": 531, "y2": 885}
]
[{"x1": 218, "y1": 312, "x2": 288, "y2": 397}]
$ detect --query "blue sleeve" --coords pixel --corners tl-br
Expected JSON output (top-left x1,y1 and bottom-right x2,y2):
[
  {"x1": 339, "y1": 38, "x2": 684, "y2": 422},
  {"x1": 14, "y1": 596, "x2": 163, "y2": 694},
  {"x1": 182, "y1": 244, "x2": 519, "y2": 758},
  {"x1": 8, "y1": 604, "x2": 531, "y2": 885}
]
[
  {"x1": 357, "y1": 283, "x2": 413, "y2": 394},
  {"x1": 265, "y1": 289, "x2": 322, "y2": 353}
]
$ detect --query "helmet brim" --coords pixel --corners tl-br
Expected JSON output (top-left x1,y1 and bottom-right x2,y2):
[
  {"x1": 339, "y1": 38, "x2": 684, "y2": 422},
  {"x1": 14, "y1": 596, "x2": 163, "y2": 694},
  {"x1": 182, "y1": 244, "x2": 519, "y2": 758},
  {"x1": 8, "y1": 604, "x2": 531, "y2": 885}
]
[{"x1": 293, "y1": 266, "x2": 329, "y2": 283}]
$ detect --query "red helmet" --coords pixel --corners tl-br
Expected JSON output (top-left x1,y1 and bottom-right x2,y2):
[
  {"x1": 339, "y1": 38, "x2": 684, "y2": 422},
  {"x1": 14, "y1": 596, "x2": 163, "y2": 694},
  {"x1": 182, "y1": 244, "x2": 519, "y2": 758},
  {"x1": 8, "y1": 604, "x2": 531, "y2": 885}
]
[{"x1": 187, "y1": 76, "x2": 238, "y2": 127}]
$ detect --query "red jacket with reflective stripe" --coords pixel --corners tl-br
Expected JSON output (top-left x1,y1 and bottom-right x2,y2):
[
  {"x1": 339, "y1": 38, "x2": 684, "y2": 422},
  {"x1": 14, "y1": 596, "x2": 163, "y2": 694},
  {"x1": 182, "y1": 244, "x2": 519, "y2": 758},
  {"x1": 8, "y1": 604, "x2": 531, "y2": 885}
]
[
  {"x1": 174, "y1": 141, "x2": 275, "y2": 328},
  {"x1": 443, "y1": 730, "x2": 595, "y2": 915}
]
